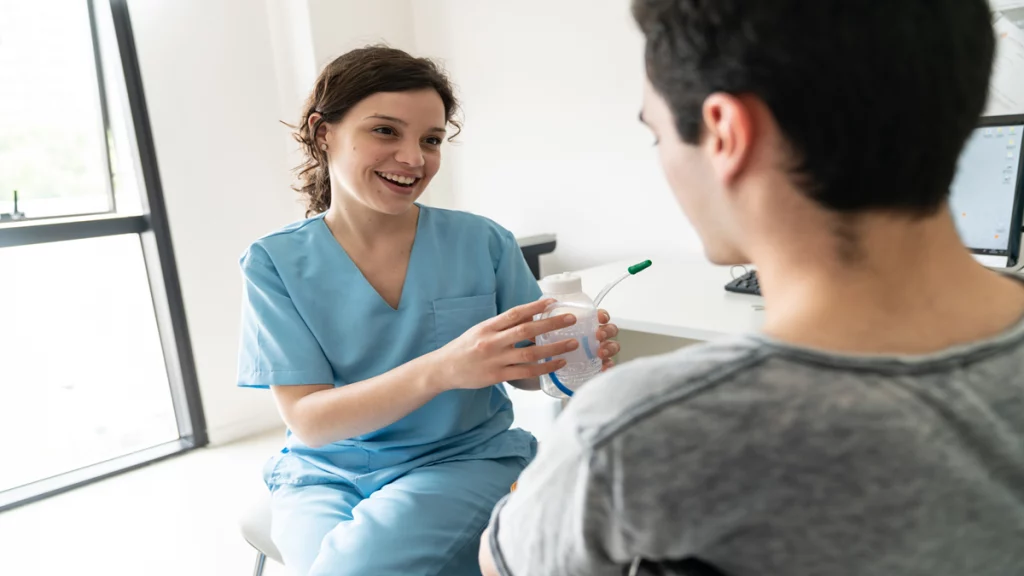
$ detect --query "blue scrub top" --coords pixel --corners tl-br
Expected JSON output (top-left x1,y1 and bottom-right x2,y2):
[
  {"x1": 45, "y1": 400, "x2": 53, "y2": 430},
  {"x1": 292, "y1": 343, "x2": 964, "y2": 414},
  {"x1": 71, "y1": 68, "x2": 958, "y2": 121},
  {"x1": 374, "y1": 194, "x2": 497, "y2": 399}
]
[{"x1": 237, "y1": 205, "x2": 542, "y2": 485}]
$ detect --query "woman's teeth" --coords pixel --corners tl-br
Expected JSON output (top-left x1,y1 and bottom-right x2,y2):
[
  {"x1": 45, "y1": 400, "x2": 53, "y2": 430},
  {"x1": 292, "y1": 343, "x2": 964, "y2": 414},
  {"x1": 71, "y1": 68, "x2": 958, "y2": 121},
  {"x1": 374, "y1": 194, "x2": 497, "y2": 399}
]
[{"x1": 376, "y1": 172, "x2": 417, "y2": 186}]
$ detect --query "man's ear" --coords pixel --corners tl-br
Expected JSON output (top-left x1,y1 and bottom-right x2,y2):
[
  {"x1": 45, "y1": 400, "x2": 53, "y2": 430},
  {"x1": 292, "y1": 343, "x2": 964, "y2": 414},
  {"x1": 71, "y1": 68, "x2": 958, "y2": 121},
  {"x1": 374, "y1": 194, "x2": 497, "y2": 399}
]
[{"x1": 701, "y1": 93, "x2": 756, "y2": 186}]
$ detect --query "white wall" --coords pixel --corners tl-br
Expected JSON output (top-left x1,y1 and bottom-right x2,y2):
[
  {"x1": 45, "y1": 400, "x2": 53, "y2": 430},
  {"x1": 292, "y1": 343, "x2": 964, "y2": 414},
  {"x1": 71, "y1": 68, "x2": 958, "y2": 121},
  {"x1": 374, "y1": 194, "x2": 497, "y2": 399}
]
[
  {"x1": 307, "y1": 0, "x2": 415, "y2": 68},
  {"x1": 412, "y1": 0, "x2": 700, "y2": 273},
  {"x1": 128, "y1": 0, "x2": 304, "y2": 444},
  {"x1": 265, "y1": 0, "x2": 318, "y2": 173}
]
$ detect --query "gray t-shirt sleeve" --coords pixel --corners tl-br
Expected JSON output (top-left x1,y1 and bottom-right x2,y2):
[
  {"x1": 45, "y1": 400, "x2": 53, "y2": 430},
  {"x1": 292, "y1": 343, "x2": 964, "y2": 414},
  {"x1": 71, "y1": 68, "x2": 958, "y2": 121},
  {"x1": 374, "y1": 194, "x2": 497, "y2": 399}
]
[
  {"x1": 487, "y1": 342, "x2": 767, "y2": 575},
  {"x1": 487, "y1": 405, "x2": 623, "y2": 576}
]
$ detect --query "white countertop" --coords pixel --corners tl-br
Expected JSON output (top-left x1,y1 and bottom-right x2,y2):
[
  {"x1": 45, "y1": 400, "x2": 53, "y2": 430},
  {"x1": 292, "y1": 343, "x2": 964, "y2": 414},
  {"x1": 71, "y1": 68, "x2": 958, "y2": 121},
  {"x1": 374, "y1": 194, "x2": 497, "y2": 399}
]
[{"x1": 573, "y1": 252, "x2": 766, "y2": 341}]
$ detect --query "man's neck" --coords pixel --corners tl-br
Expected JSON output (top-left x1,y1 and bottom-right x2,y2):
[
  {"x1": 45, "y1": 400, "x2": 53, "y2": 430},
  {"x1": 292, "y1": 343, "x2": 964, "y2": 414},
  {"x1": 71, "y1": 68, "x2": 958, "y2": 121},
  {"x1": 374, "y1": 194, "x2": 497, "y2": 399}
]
[{"x1": 753, "y1": 211, "x2": 1024, "y2": 354}]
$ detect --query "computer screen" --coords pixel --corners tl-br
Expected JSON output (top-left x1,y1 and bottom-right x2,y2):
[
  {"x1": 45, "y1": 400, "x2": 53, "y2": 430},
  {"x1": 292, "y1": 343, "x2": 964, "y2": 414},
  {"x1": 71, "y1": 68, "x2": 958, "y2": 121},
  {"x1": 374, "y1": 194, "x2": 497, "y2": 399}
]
[{"x1": 949, "y1": 117, "x2": 1024, "y2": 268}]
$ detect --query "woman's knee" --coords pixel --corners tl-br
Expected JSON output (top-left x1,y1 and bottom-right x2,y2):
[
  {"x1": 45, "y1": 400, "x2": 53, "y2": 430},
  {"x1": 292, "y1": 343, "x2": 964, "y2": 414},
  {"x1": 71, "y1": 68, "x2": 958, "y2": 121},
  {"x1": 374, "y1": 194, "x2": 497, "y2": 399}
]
[{"x1": 269, "y1": 483, "x2": 361, "y2": 575}]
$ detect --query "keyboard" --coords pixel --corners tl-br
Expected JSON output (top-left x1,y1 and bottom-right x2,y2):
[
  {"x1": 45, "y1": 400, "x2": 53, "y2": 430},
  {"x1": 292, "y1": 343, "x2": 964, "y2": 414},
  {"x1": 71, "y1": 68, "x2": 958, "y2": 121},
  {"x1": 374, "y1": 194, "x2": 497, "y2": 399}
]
[{"x1": 724, "y1": 269, "x2": 761, "y2": 296}]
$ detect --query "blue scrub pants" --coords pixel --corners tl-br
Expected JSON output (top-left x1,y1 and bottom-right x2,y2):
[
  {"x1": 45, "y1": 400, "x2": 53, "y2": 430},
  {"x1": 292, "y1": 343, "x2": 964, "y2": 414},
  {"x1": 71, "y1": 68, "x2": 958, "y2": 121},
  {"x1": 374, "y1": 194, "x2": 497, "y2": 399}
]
[{"x1": 269, "y1": 456, "x2": 527, "y2": 576}]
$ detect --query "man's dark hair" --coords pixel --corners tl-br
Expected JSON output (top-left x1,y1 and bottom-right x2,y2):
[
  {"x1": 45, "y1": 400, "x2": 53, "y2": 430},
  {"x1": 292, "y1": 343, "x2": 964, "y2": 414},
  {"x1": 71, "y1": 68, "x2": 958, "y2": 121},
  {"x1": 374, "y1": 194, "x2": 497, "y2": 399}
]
[{"x1": 633, "y1": 0, "x2": 996, "y2": 214}]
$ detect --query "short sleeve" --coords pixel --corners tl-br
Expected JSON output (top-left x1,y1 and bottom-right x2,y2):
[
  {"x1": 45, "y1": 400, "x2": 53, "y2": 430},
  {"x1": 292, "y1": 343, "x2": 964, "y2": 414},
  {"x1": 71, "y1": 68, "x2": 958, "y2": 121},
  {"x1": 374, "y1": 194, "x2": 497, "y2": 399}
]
[
  {"x1": 236, "y1": 246, "x2": 334, "y2": 388},
  {"x1": 495, "y1": 230, "x2": 543, "y2": 314},
  {"x1": 486, "y1": 411, "x2": 622, "y2": 576}
]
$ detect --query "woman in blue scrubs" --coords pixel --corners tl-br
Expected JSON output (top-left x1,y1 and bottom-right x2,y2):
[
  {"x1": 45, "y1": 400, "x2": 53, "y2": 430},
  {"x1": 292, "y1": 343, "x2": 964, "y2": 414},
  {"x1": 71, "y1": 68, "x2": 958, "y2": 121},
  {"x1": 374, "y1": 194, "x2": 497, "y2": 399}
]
[{"x1": 237, "y1": 46, "x2": 620, "y2": 576}]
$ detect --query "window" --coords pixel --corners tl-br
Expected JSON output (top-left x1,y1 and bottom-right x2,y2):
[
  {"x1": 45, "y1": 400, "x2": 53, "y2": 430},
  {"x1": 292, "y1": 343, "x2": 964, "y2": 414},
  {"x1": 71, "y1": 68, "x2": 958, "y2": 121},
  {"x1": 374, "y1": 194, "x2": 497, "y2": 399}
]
[{"x1": 0, "y1": 0, "x2": 205, "y2": 511}]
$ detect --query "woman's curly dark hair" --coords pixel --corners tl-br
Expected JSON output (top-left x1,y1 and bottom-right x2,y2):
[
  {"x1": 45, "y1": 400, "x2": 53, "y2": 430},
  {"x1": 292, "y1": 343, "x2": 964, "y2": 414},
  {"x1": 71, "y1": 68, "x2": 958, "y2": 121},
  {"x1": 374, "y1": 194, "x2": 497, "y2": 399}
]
[{"x1": 291, "y1": 45, "x2": 462, "y2": 216}]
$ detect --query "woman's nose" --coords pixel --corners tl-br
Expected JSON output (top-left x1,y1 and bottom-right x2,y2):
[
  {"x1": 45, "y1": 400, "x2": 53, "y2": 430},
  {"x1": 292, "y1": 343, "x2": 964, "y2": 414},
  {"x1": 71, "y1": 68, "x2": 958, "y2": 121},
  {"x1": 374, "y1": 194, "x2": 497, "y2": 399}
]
[{"x1": 394, "y1": 139, "x2": 425, "y2": 167}]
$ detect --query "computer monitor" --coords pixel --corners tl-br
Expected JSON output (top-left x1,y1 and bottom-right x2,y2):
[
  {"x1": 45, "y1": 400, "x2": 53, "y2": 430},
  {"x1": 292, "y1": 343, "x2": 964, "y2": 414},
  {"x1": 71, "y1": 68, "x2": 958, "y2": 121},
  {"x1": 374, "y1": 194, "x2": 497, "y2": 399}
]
[{"x1": 949, "y1": 115, "x2": 1024, "y2": 268}]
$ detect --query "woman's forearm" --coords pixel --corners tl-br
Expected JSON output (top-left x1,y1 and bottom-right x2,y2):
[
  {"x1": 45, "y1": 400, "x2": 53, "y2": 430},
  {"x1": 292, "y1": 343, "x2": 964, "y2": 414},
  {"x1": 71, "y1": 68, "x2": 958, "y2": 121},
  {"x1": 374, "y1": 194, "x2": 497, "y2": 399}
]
[{"x1": 275, "y1": 353, "x2": 445, "y2": 448}]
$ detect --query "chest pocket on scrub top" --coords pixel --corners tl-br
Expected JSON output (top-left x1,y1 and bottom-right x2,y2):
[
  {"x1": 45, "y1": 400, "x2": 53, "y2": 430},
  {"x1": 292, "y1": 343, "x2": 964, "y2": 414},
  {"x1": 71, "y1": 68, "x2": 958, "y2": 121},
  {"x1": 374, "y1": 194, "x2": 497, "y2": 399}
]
[{"x1": 432, "y1": 293, "x2": 498, "y2": 350}]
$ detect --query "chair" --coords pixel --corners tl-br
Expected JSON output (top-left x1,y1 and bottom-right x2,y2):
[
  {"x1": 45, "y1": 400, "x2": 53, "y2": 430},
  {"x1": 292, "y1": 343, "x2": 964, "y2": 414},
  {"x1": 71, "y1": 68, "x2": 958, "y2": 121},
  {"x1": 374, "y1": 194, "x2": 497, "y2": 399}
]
[
  {"x1": 240, "y1": 489, "x2": 283, "y2": 576},
  {"x1": 516, "y1": 233, "x2": 556, "y2": 280}
]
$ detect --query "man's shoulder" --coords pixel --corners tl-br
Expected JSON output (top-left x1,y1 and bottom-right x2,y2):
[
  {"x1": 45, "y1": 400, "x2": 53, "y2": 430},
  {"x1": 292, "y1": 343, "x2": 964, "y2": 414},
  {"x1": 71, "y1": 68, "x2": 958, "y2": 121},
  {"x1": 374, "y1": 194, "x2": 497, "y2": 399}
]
[{"x1": 565, "y1": 337, "x2": 774, "y2": 447}]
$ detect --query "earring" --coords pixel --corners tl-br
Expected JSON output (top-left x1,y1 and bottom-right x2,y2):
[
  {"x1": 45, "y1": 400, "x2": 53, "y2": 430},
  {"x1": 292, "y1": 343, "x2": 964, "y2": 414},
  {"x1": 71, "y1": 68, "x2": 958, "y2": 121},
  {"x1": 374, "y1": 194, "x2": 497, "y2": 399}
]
[{"x1": 320, "y1": 143, "x2": 328, "y2": 151}]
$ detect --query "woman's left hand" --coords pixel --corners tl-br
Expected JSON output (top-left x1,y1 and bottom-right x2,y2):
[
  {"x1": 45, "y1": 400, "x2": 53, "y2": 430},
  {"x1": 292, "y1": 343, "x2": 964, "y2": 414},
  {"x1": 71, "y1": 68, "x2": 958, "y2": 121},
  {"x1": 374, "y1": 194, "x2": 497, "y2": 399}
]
[{"x1": 596, "y1": 309, "x2": 620, "y2": 371}]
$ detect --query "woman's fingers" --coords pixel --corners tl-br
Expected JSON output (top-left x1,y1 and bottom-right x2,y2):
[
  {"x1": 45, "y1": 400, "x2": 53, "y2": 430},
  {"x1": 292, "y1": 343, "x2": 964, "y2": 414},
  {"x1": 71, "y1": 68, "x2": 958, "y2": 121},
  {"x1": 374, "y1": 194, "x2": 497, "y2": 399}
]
[
  {"x1": 488, "y1": 299, "x2": 555, "y2": 332},
  {"x1": 499, "y1": 313, "x2": 576, "y2": 346},
  {"x1": 598, "y1": 341, "x2": 620, "y2": 358},
  {"x1": 596, "y1": 323, "x2": 620, "y2": 341},
  {"x1": 488, "y1": 304, "x2": 619, "y2": 382},
  {"x1": 503, "y1": 358, "x2": 566, "y2": 382},
  {"x1": 514, "y1": 338, "x2": 578, "y2": 364}
]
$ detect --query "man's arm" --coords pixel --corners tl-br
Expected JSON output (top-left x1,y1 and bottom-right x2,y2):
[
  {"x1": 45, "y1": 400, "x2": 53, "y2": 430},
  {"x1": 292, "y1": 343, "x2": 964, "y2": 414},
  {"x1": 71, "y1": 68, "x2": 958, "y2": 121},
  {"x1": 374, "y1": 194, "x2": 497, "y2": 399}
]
[
  {"x1": 479, "y1": 527, "x2": 501, "y2": 576},
  {"x1": 477, "y1": 402, "x2": 623, "y2": 576}
]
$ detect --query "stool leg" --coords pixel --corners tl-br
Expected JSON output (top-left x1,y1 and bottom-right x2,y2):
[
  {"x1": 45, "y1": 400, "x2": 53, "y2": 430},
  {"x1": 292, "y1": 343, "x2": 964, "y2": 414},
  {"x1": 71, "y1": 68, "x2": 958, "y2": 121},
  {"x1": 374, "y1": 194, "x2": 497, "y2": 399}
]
[{"x1": 253, "y1": 551, "x2": 267, "y2": 576}]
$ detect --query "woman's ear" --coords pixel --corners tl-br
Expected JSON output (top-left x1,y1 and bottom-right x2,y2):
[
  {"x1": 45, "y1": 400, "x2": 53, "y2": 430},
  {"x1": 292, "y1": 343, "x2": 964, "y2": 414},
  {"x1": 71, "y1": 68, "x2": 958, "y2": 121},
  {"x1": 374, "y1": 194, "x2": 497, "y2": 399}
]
[{"x1": 308, "y1": 113, "x2": 329, "y2": 151}]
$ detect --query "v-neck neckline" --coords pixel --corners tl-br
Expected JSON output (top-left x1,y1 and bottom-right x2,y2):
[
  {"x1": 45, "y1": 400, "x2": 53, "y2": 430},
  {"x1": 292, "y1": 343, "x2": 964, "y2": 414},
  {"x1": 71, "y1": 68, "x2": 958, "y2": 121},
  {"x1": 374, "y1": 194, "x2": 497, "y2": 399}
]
[{"x1": 319, "y1": 204, "x2": 426, "y2": 312}]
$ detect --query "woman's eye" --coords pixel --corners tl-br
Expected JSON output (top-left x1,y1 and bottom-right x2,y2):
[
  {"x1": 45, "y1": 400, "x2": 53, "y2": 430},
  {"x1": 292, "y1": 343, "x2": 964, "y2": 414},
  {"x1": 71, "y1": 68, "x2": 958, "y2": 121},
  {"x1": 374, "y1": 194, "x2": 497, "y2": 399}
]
[
  {"x1": 424, "y1": 137, "x2": 442, "y2": 146},
  {"x1": 373, "y1": 126, "x2": 397, "y2": 136}
]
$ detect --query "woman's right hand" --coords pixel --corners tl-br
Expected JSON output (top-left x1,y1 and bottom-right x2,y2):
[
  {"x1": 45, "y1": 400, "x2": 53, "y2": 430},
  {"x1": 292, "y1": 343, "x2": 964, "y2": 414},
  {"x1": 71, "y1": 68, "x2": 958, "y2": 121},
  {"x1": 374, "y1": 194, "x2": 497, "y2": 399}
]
[{"x1": 427, "y1": 298, "x2": 580, "y2": 391}]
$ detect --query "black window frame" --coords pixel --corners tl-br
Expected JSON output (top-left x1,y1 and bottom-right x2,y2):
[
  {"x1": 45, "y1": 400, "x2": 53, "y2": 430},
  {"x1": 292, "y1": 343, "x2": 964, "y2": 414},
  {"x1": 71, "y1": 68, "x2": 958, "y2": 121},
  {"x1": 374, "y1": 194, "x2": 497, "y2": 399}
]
[{"x1": 0, "y1": 0, "x2": 206, "y2": 513}]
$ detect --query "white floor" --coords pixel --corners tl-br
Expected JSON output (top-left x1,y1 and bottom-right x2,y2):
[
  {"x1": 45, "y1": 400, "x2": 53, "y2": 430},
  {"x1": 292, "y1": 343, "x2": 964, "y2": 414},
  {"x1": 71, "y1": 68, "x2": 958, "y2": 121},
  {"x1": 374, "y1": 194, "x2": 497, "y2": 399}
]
[
  {"x1": 0, "y1": 428, "x2": 290, "y2": 576},
  {"x1": 0, "y1": 385, "x2": 568, "y2": 576},
  {"x1": 0, "y1": 391, "x2": 564, "y2": 576}
]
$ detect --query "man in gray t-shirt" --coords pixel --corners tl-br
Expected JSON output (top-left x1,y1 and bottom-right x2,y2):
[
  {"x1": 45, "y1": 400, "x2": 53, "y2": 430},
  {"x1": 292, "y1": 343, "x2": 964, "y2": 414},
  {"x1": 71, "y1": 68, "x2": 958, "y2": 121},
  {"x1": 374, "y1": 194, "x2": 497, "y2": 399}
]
[
  {"x1": 479, "y1": 1, "x2": 1024, "y2": 575},
  {"x1": 486, "y1": 334, "x2": 1024, "y2": 575}
]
